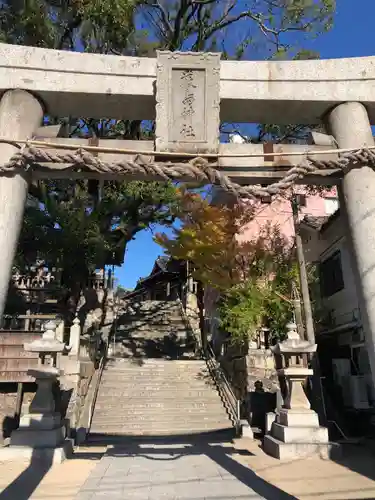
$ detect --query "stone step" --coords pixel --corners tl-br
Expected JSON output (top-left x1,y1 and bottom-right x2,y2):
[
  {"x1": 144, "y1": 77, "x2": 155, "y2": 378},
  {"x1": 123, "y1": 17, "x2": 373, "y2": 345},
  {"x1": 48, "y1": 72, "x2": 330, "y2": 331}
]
[
  {"x1": 114, "y1": 332, "x2": 188, "y2": 339},
  {"x1": 92, "y1": 414, "x2": 230, "y2": 429},
  {"x1": 93, "y1": 402, "x2": 226, "y2": 410},
  {"x1": 92, "y1": 405, "x2": 227, "y2": 414},
  {"x1": 104, "y1": 359, "x2": 205, "y2": 366},
  {"x1": 117, "y1": 322, "x2": 186, "y2": 329},
  {"x1": 118, "y1": 312, "x2": 182, "y2": 319},
  {"x1": 272, "y1": 423, "x2": 329, "y2": 444},
  {"x1": 99, "y1": 382, "x2": 214, "y2": 389},
  {"x1": 118, "y1": 315, "x2": 183, "y2": 322},
  {"x1": 88, "y1": 428, "x2": 235, "y2": 443},
  {"x1": 104, "y1": 361, "x2": 205, "y2": 368},
  {"x1": 103, "y1": 365, "x2": 206, "y2": 373},
  {"x1": 102, "y1": 369, "x2": 203, "y2": 375},
  {"x1": 98, "y1": 386, "x2": 216, "y2": 393},
  {"x1": 99, "y1": 379, "x2": 213, "y2": 386},
  {"x1": 93, "y1": 409, "x2": 229, "y2": 424},
  {"x1": 103, "y1": 369, "x2": 205, "y2": 375},
  {"x1": 101, "y1": 370, "x2": 208, "y2": 375},
  {"x1": 95, "y1": 390, "x2": 220, "y2": 399},
  {"x1": 101, "y1": 369, "x2": 210, "y2": 376},
  {"x1": 90, "y1": 423, "x2": 232, "y2": 434},
  {"x1": 263, "y1": 435, "x2": 341, "y2": 460},
  {"x1": 120, "y1": 302, "x2": 181, "y2": 311}
]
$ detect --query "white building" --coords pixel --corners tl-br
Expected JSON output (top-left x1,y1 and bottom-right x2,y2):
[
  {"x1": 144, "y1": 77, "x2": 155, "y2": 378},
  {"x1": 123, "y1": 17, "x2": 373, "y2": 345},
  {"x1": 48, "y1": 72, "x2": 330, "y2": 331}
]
[{"x1": 300, "y1": 209, "x2": 375, "y2": 412}]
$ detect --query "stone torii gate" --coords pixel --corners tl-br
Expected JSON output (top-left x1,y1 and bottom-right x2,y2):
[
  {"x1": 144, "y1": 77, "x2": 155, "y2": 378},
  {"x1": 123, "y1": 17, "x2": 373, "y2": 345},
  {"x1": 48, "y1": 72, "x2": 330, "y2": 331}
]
[{"x1": 1, "y1": 45, "x2": 375, "y2": 387}]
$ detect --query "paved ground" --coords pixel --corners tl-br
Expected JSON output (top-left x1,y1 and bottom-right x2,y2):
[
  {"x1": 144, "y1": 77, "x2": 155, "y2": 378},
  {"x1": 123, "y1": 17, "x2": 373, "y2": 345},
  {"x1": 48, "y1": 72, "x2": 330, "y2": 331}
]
[
  {"x1": 75, "y1": 439, "x2": 282, "y2": 500},
  {"x1": 0, "y1": 446, "x2": 104, "y2": 500},
  {"x1": 1, "y1": 439, "x2": 375, "y2": 499}
]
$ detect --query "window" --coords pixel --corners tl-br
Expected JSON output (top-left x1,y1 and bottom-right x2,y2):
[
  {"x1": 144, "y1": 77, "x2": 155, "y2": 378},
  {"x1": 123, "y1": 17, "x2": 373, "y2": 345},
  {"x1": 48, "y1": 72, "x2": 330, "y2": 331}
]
[
  {"x1": 320, "y1": 250, "x2": 344, "y2": 297},
  {"x1": 296, "y1": 194, "x2": 306, "y2": 207}
]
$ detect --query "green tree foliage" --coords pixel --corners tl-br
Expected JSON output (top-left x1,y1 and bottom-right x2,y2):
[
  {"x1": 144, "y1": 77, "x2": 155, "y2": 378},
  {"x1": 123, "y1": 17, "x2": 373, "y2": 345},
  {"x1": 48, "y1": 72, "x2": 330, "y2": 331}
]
[
  {"x1": 0, "y1": 1, "x2": 335, "y2": 56},
  {"x1": 16, "y1": 179, "x2": 179, "y2": 296},
  {"x1": 157, "y1": 194, "x2": 298, "y2": 343}
]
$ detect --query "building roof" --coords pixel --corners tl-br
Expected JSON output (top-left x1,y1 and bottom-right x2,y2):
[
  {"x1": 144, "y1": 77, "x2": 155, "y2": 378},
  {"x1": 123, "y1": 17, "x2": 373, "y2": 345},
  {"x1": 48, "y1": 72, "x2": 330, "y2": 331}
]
[
  {"x1": 301, "y1": 215, "x2": 330, "y2": 231},
  {"x1": 300, "y1": 209, "x2": 340, "y2": 233}
]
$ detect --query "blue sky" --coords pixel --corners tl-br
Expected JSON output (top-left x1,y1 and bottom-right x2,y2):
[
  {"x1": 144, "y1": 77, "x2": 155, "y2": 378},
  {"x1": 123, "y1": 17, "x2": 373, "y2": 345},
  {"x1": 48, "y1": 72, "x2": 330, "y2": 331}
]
[{"x1": 115, "y1": 0, "x2": 375, "y2": 290}]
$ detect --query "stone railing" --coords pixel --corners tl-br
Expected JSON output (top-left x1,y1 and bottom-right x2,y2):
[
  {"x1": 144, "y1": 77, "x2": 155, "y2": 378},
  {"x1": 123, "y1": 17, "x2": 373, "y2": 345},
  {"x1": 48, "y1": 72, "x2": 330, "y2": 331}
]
[
  {"x1": 0, "y1": 313, "x2": 60, "y2": 332},
  {"x1": 12, "y1": 272, "x2": 58, "y2": 290}
]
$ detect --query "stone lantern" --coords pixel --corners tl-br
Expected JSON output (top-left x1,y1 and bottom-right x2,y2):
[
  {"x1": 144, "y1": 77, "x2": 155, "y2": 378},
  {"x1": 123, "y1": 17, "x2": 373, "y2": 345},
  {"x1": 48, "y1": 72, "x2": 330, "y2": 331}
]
[
  {"x1": 263, "y1": 323, "x2": 336, "y2": 460},
  {"x1": 0, "y1": 320, "x2": 72, "y2": 463}
]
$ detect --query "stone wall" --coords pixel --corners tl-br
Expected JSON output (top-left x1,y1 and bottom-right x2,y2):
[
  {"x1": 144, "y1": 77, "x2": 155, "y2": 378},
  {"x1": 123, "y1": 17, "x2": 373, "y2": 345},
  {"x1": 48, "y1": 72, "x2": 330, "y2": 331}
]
[
  {"x1": 61, "y1": 361, "x2": 96, "y2": 438},
  {"x1": 246, "y1": 348, "x2": 276, "y2": 391},
  {"x1": 0, "y1": 385, "x2": 34, "y2": 445}
]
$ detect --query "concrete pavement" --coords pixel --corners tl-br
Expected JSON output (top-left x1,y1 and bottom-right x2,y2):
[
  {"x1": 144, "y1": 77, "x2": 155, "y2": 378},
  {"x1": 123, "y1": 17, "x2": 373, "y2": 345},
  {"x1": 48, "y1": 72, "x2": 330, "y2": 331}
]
[{"x1": 1, "y1": 439, "x2": 375, "y2": 499}]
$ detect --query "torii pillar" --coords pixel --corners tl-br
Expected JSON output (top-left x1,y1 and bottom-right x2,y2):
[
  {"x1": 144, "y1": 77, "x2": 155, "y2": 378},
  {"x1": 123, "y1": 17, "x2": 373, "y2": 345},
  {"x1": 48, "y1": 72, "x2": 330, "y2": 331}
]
[
  {"x1": 0, "y1": 90, "x2": 44, "y2": 320},
  {"x1": 327, "y1": 102, "x2": 375, "y2": 388}
]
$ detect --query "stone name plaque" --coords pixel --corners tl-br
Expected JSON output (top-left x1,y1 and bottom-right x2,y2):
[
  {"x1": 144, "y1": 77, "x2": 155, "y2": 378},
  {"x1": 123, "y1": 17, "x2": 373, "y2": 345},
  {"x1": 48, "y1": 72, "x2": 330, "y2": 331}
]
[{"x1": 155, "y1": 51, "x2": 220, "y2": 154}]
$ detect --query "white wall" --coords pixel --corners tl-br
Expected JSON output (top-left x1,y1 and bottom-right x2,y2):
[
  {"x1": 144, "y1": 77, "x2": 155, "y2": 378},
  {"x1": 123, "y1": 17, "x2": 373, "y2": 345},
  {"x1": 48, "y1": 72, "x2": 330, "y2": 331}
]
[{"x1": 302, "y1": 213, "x2": 360, "y2": 327}]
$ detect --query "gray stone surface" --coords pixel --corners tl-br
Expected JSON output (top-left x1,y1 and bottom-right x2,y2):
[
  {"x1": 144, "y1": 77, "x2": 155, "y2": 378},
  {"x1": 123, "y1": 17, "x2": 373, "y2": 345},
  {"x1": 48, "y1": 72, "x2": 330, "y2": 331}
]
[
  {"x1": 155, "y1": 51, "x2": 220, "y2": 154},
  {"x1": 75, "y1": 440, "x2": 270, "y2": 500},
  {"x1": 0, "y1": 439, "x2": 72, "y2": 464},
  {"x1": 90, "y1": 358, "x2": 232, "y2": 436},
  {"x1": 0, "y1": 89, "x2": 43, "y2": 319},
  {"x1": 262, "y1": 435, "x2": 337, "y2": 461},
  {"x1": 271, "y1": 422, "x2": 328, "y2": 443},
  {"x1": 327, "y1": 101, "x2": 375, "y2": 396},
  {"x1": 3, "y1": 43, "x2": 375, "y2": 124}
]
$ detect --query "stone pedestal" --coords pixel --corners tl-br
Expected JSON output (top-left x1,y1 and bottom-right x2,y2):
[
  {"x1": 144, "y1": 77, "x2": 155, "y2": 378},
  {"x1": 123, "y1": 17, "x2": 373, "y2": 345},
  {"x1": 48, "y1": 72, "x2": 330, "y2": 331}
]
[
  {"x1": 0, "y1": 322, "x2": 72, "y2": 463},
  {"x1": 263, "y1": 323, "x2": 336, "y2": 460}
]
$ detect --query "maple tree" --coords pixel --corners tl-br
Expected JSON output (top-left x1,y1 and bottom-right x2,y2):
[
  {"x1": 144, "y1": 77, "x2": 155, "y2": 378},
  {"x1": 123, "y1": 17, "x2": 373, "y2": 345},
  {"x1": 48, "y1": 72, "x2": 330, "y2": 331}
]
[
  {"x1": 155, "y1": 191, "x2": 255, "y2": 289},
  {"x1": 156, "y1": 192, "x2": 297, "y2": 342}
]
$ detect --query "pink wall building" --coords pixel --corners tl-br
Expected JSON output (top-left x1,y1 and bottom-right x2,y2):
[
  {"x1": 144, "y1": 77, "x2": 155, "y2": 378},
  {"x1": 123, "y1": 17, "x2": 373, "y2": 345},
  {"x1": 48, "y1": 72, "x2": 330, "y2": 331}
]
[
  {"x1": 204, "y1": 187, "x2": 339, "y2": 332},
  {"x1": 237, "y1": 188, "x2": 338, "y2": 245}
]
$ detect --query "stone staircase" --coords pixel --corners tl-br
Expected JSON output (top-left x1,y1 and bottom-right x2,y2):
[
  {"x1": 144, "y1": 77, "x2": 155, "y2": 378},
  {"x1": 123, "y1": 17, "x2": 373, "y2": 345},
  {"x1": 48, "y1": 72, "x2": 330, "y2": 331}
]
[
  {"x1": 89, "y1": 300, "x2": 234, "y2": 438},
  {"x1": 110, "y1": 300, "x2": 197, "y2": 360},
  {"x1": 90, "y1": 358, "x2": 233, "y2": 437}
]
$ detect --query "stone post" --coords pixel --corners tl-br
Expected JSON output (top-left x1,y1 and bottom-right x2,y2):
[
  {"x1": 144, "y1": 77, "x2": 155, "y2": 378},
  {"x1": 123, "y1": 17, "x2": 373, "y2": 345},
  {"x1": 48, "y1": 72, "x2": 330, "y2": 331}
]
[
  {"x1": 263, "y1": 323, "x2": 334, "y2": 460},
  {"x1": 0, "y1": 320, "x2": 72, "y2": 463},
  {"x1": 69, "y1": 316, "x2": 81, "y2": 357},
  {"x1": 0, "y1": 90, "x2": 44, "y2": 320},
  {"x1": 327, "y1": 102, "x2": 375, "y2": 388},
  {"x1": 56, "y1": 319, "x2": 65, "y2": 343}
]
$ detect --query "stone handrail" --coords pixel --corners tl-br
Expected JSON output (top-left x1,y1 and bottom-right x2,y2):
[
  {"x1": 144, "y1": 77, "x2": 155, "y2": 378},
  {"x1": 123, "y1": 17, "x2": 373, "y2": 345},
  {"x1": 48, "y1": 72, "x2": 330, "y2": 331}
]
[
  {"x1": 205, "y1": 343, "x2": 241, "y2": 434},
  {"x1": 75, "y1": 339, "x2": 108, "y2": 444}
]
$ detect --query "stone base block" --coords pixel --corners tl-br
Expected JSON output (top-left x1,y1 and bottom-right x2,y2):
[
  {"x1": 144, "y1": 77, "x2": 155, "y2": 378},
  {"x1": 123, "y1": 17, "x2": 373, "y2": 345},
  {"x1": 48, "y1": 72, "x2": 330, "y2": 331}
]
[
  {"x1": 272, "y1": 422, "x2": 329, "y2": 443},
  {"x1": 10, "y1": 425, "x2": 66, "y2": 448},
  {"x1": 263, "y1": 435, "x2": 340, "y2": 460},
  {"x1": 279, "y1": 409, "x2": 319, "y2": 428},
  {"x1": 240, "y1": 420, "x2": 253, "y2": 439},
  {"x1": 19, "y1": 413, "x2": 62, "y2": 430},
  {"x1": 265, "y1": 412, "x2": 277, "y2": 435},
  {"x1": 0, "y1": 440, "x2": 73, "y2": 464}
]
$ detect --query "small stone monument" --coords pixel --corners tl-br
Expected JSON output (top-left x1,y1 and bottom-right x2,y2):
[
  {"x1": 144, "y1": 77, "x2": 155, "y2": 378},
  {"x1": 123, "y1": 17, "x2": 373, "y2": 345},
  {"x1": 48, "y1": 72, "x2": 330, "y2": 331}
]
[
  {"x1": 263, "y1": 323, "x2": 336, "y2": 460},
  {"x1": 0, "y1": 321, "x2": 72, "y2": 463}
]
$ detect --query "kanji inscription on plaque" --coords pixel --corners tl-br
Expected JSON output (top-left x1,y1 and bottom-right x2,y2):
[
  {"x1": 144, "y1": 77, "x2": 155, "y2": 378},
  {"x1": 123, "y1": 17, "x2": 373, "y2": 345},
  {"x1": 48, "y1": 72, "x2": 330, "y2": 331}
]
[{"x1": 155, "y1": 51, "x2": 220, "y2": 154}]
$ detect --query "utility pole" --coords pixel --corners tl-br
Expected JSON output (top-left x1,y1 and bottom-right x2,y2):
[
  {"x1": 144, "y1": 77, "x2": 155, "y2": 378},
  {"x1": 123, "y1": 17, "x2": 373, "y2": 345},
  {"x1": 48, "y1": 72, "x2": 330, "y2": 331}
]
[{"x1": 291, "y1": 194, "x2": 315, "y2": 344}]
